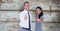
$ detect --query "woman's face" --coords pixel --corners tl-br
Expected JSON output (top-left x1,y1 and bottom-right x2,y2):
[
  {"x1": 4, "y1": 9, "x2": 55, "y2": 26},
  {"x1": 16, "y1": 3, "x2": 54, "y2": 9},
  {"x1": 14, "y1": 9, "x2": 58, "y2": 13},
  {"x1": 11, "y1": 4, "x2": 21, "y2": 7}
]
[{"x1": 36, "y1": 8, "x2": 41, "y2": 15}]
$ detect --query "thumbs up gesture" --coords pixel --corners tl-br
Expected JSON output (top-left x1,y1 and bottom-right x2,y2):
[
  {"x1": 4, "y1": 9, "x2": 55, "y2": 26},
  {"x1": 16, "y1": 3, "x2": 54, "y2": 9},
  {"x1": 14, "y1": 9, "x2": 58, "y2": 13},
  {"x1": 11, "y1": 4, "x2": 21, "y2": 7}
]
[
  {"x1": 37, "y1": 18, "x2": 42, "y2": 23},
  {"x1": 24, "y1": 15, "x2": 28, "y2": 20}
]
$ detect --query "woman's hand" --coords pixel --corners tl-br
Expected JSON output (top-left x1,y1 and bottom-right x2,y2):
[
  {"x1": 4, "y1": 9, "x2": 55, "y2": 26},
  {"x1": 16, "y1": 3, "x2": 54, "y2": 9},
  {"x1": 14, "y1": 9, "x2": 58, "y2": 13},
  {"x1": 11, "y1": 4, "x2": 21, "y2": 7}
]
[{"x1": 37, "y1": 18, "x2": 42, "y2": 23}]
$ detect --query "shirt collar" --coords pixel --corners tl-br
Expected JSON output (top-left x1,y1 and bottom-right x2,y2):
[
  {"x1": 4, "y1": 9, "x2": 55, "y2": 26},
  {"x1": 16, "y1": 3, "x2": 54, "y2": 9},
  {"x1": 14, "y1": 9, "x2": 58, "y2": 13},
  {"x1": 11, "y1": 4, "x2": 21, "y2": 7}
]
[{"x1": 24, "y1": 10, "x2": 29, "y2": 12}]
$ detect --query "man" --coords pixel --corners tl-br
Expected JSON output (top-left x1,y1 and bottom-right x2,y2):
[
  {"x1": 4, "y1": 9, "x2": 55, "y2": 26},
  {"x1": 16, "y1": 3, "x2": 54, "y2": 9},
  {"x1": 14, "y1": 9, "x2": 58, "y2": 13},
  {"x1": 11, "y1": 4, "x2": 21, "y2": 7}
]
[{"x1": 19, "y1": 2, "x2": 32, "y2": 31}]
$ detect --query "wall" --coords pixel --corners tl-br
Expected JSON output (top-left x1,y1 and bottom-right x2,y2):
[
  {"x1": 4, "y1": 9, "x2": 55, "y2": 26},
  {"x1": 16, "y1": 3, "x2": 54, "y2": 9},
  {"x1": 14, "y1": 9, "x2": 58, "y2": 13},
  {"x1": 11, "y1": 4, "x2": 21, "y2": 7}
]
[{"x1": 0, "y1": 0, "x2": 60, "y2": 31}]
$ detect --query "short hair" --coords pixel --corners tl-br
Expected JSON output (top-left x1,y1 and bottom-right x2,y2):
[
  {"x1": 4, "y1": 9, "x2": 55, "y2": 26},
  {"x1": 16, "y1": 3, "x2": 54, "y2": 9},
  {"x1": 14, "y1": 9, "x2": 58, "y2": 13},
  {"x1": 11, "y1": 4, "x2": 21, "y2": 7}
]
[
  {"x1": 36, "y1": 6, "x2": 43, "y2": 18},
  {"x1": 24, "y1": 2, "x2": 29, "y2": 6}
]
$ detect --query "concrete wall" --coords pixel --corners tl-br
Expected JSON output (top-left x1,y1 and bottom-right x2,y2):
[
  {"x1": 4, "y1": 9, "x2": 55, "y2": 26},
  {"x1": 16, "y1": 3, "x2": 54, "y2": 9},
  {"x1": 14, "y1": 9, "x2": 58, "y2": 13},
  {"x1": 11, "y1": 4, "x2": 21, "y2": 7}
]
[
  {"x1": 0, "y1": 0, "x2": 60, "y2": 31},
  {"x1": 0, "y1": 0, "x2": 60, "y2": 10}
]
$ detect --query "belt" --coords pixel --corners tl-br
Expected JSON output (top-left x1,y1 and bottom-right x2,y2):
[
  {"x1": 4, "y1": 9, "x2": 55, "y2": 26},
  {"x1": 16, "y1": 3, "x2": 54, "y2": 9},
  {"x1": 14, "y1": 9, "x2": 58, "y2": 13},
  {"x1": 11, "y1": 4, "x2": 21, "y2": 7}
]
[{"x1": 22, "y1": 27, "x2": 30, "y2": 30}]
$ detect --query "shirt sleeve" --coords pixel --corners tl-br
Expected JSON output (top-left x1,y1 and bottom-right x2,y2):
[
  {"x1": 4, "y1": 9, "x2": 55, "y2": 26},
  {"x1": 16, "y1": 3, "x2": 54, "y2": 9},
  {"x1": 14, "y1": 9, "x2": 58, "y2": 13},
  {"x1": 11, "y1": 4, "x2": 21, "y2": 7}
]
[
  {"x1": 19, "y1": 12, "x2": 24, "y2": 21},
  {"x1": 19, "y1": 12, "x2": 27, "y2": 22},
  {"x1": 19, "y1": 12, "x2": 22, "y2": 21}
]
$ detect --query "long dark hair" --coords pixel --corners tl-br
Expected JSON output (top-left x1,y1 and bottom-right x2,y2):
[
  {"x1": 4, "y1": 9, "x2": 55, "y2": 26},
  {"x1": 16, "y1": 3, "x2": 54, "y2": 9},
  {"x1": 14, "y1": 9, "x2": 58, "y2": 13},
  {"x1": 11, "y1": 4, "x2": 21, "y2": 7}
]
[{"x1": 36, "y1": 7, "x2": 43, "y2": 18}]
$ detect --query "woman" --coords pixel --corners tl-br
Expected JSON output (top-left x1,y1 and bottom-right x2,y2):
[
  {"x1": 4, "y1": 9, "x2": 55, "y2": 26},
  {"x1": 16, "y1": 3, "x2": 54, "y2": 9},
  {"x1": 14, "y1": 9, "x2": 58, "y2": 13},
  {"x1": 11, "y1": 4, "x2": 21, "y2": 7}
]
[{"x1": 35, "y1": 7, "x2": 43, "y2": 31}]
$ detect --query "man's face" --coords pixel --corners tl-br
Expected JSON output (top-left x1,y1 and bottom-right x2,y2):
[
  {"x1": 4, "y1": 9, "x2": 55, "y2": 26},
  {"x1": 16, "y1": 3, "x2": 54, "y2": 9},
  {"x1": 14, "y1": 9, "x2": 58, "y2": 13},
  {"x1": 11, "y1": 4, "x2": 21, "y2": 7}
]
[{"x1": 24, "y1": 3, "x2": 30, "y2": 11}]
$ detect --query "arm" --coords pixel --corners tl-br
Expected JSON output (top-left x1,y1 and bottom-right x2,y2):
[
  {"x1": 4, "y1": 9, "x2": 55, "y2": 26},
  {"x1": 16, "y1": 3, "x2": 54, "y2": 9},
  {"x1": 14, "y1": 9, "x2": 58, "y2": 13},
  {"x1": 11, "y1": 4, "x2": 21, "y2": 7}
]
[
  {"x1": 37, "y1": 18, "x2": 43, "y2": 23},
  {"x1": 37, "y1": 16, "x2": 43, "y2": 23},
  {"x1": 20, "y1": 12, "x2": 28, "y2": 21}
]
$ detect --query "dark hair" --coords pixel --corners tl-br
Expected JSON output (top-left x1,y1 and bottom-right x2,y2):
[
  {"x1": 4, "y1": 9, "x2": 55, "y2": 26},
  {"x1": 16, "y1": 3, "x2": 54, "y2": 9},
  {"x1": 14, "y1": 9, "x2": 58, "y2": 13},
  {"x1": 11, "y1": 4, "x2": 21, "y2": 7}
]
[
  {"x1": 36, "y1": 7, "x2": 43, "y2": 18},
  {"x1": 24, "y1": 2, "x2": 29, "y2": 6}
]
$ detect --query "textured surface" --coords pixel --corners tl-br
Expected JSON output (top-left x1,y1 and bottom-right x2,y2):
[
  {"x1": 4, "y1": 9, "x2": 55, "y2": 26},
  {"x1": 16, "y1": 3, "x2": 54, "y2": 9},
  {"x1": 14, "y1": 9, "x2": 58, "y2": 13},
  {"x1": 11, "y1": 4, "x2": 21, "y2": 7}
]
[
  {"x1": 0, "y1": 0, "x2": 60, "y2": 31},
  {"x1": 0, "y1": 11, "x2": 60, "y2": 31}
]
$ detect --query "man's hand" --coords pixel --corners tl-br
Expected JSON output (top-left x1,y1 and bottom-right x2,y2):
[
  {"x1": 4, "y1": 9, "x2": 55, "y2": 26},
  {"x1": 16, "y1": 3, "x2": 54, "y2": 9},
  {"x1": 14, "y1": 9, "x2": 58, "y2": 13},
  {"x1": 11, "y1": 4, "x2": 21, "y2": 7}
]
[{"x1": 24, "y1": 15, "x2": 28, "y2": 20}]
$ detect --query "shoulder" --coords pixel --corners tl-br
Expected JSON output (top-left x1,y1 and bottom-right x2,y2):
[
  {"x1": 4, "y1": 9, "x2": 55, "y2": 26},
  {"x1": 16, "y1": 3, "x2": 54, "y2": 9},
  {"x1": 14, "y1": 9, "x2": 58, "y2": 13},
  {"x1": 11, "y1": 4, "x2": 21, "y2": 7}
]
[
  {"x1": 19, "y1": 11, "x2": 24, "y2": 15},
  {"x1": 41, "y1": 16, "x2": 44, "y2": 17},
  {"x1": 41, "y1": 16, "x2": 44, "y2": 19}
]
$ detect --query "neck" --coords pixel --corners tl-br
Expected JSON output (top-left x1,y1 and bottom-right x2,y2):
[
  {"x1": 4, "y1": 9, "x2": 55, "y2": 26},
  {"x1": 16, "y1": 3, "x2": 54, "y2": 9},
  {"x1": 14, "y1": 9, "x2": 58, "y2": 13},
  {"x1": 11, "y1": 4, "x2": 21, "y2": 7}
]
[
  {"x1": 24, "y1": 9, "x2": 29, "y2": 12},
  {"x1": 24, "y1": 9, "x2": 29, "y2": 11}
]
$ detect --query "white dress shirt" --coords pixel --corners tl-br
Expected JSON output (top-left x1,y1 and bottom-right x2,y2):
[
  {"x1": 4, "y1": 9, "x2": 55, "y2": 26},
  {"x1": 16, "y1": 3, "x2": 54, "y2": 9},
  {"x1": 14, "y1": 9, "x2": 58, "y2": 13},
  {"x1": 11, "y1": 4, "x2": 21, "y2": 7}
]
[{"x1": 19, "y1": 10, "x2": 32, "y2": 28}]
